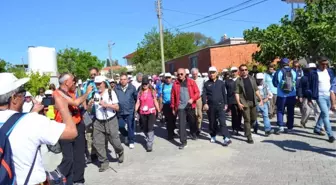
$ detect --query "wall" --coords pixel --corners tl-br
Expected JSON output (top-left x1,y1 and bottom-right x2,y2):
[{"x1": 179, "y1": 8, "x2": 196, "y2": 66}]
[{"x1": 210, "y1": 43, "x2": 258, "y2": 71}]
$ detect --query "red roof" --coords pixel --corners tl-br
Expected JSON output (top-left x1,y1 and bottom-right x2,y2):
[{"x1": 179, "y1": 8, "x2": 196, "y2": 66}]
[
  {"x1": 123, "y1": 52, "x2": 136, "y2": 59},
  {"x1": 102, "y1": 66, "x2": 122, "y2": 71}
]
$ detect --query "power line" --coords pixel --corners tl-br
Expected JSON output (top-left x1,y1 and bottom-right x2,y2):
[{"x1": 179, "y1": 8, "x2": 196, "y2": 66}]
[
  {"x1": 178, "y1": 0, "x2": 269, "y2": 30},
  {"x1": 163, "y1": 8, "x2": 271, "y2": 25},
  {"x1": 162, "y1": 18, "x2": 176, "y2": 29},
  {"x1": 172, "y1": 0, "x2": 257, "y2": 29}
]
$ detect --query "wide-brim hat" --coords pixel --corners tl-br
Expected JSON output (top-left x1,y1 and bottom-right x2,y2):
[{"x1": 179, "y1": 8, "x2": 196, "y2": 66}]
[{"x1": 0, "y1": 73, "x2": 29, "y2": 95}]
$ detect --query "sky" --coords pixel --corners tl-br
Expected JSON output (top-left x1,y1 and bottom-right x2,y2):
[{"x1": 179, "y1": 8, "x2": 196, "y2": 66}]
[{"x1": 0, "y1": 0, "x2": 293, "y2": 66}]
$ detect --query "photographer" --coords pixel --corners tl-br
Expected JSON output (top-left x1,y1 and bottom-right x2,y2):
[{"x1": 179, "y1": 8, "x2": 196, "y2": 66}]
[
  {"x1": 0, "y1": 73, "x2": 77, "y2": 185},
  {"x1": 54, "y1": 72, "x2": 93, "y2": 185}
]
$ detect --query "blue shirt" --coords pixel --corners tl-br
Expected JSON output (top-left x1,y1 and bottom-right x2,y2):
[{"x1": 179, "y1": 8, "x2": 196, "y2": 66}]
[
  {"x1": 330, "y1": 77, "x2": 336, "y2": 93},
  {"x1": 264, "y1": 72, "x2": 277, "y2": 95},
  {"x1": 276, "y1": 67, "x2": 297, "y2": 97},
  {"x1": 156, "y1": 81, "x2": 162, "y2": 98},
  {"x1": 161, "y1": 83, "x2": 173, "y2": 104}
]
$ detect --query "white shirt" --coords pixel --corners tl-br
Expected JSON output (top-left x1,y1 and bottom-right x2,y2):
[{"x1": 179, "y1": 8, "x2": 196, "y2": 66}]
[
  {"x1": 94, "y1": 89, "x2": 119, "y2": 120},
  {"x1": 22, "y1": 102, "x2": 33, "y2": 113},
  {"x1": 317, "y1": 69, "x2": 331, "y2": 96},
  {"x1": 193, "y1": 77, "x2": 204, "y2": 95},
  {"x1": 0, "y1": 110, "x2": 65, "y2": 185},
  {"x1": 132, "y1": 80, "x2": 142, "y2": 90},
  {"x1": 35, "y1": 95, "x2": 45, "y2": 103}
]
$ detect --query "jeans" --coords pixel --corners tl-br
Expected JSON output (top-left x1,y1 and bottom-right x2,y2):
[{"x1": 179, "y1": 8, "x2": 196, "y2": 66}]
[
  {"x1": 315, "y1": 95, "x2": 334, "y2": 137},
  {"x1": 207, "y1": 105, "x2": 230, "y2": 138},
  {"x1": 301, "y1": 98, "x2": 320, "y2": 124},
  {"x1": 257, "y1": 103, "x2": 272, "y2": 131},
  {"x1": 118, "y1": 114, "x2": 135, "y2": 144},
  {"x1": 276, "y1": 96, "x2": 296, "y2": 129}
]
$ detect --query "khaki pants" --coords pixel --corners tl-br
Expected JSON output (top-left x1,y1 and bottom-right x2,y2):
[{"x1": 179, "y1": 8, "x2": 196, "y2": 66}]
[
  {"x1": 242, "y1": 101, "x2": 257, "y2": 139},
  {"x1": 195, "y1": 98, "x2": 203, "y2": 129}
]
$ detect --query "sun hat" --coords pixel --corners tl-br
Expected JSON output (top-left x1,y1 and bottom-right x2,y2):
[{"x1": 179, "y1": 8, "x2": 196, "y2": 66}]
[{"x1": 0, "y1": 73, "x2": 29, "y2": 95}]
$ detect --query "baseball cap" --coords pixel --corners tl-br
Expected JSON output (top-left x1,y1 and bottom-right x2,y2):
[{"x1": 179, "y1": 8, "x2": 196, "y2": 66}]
[
  {"x1": 94, "y1": 76, "x2": 107, "y2": 83},
  {"x1": 307, "y1": 63, "x2": 317, "y2": 68},
  {"x1": 185, "y1": 69, "x2": 190, "y2": 74},
  {"x1": 164, "y1": 73, "x2": 172, "y2": 78},
  {"x1": 25, "y1": 91, "x2": 32, "y2": 97},
  {"x1": 230, "y1": 67, "x2": 238, "y2": 71},
  {"x1": 208, "y1": 67, "x2": 218, "y2": 72},
  {"x1": 222, "y1": 68, "x2": 228, "y2": 72},
  {"x1": 256, "y1": 73, "x2": 264, "y2": 80},
  {"x1": 142, "y1": 75, "x2": 150, "y2": 84},
  {"x1": 280, "y1": 58, "x2": 290, "y2": 64}
]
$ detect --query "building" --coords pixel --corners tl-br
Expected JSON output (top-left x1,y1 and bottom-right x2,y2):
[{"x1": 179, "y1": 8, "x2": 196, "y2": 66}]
[
  {"x1": 100, "y1": 66, "x2": 123, "y2": 76},
  {"x1": 165, "y1": 43, "x2": 258, "y2": 74},
  {"x1": 123, "y1": 52, "x2": 136, "y2": 73}
]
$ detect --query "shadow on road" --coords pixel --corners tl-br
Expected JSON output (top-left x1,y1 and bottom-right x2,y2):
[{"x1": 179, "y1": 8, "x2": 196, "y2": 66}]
[{"x1": 262, "y1": 140, "x2": 336, "y2": 158}]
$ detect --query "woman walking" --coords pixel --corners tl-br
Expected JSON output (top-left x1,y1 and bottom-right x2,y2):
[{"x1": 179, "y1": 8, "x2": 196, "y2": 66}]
[{"x1": 135, "y1": 75, "x2": 160, "y2": 152}]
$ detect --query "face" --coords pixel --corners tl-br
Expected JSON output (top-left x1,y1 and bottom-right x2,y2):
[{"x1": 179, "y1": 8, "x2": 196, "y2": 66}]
[
  {"x1": 177, "y1": 69, "x2": 186, "y2": 81},
  {"x1": 10, "y1": 89, "x2": 26, "y2": 112},
  {"x1": 209, "y1": 71, "x2": 217, "y2": 80},
  {"x1": 110, "y1": 82, "x2": 115, "y2": 88},
  {"x1": 231, "y1": 70, "x2": 238, "y2": 77},
  {"x1": 25, "y1": 96, "x2": 32, "y2": 103},
  {"x1": 294, "y1": 62, "x2": 300, "y2": 68},
  {"x1": 65, "y1": 76, "x2": 75, "y2": 90},
  {"x1": 142, "y1": 82, "x2": 149, "y2": 90},
  {"x1": 240, "y1": 66, "x2": 249, "y2": 77},
  {"x1": 319, "y1": 60, "x2": 328, "y2": 70},
  {"x1": 165, "y1": 77, "x2": 172, "y2": 84},
  {"x1": 120, "y1": 76, "x2": 128, "y2": 86},
  {"x1": 268, "y1": 67, "x2": 275, "y2": 73},
  {"x1": 137, "y1": 75, "x2": 143, "y2": 82},
  {"x1": 191, "y1": 71, "x2": 198, "y2": 79},
  {"x1": 96, "y1": 82, "x2": 106, "y2": 93},
  {"x1": 90, "y1": 69, "x2": 98, "y2": 80},
  {"x1": 39, "y1": 89, "x2": 45, "y2": 95}
]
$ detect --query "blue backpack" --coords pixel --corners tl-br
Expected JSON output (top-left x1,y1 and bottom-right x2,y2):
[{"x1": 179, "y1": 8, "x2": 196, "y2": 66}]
[{"x1": 0, "y1": 113, "x2": 26, "y2": 185}]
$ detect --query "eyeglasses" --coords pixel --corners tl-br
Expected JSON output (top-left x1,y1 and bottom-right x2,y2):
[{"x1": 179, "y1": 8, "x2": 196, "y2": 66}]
[
  {"x1": 177, "y1": 73, "x2": 184, "y2": 76},
  {"x1": 240, "y1": 69, "x2": 248, "y2": 71},
  {"x1": 231, "y1": 70, "x2": 238, "y2": 73}
]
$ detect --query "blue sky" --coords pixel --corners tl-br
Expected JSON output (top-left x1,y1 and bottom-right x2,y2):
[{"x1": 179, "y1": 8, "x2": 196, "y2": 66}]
[{"x1": 0, "y1": 0, "x2": 292, "y2": 66}]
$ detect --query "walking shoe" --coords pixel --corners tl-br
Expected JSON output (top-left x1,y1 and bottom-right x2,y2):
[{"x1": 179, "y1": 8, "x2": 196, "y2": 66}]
[
  {"x1": 232, "y1": 130, "x2": 239, "y2": 136},
  {"x1": 253, "y1": 123, "x2": 259, "y2": 134},
  {"x1": 179, "y1": 143, "x2": 187, "y2": 150},
  {"x1": 210, "y1": 137, "x2": 216, "y2": 143},
  {"x1": 314, "y1": 130, "x2": 326, "y2": 136},
  {"x1": 117, "y1": 152, "x2": 124, "y2": 163},
  {"x1": 274, "y1": 127, "x2": 285, "y2": 135},
  {"x1": 191, "y1": 134, "x2": 198, "y2": 140},
  {"x1": 223, "y1": 138, "x2": 232, "y2": 146},
  {"x1": 129, "y1": 143, "x2": 135, "y2": 149},
  {"x1": 147, "y1": 146, "x2": 153, "y2": 152},
  {"x1": 247, "y1": 137, "x2": 254, "y2": 144},
  {"x1": 99, "y1": 162, "x2": 109, "y2": 172},
  {"x1": 265, "y1": 129, "x2": 274, "y2": 137},
  {"x1": 285, "y1": 129, "x2": 294, "y2": 134},
  {"x1": 328, "y1": 136, "x2": 335, "y2": 143}
]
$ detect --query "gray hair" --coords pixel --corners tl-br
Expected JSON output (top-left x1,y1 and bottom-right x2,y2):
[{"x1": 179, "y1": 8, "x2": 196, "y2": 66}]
[
  {"x1": 191, "y1": 68, "x2": 199, "y2": 74},
  {"x1": 59, "y1": 72, "x2": 72, "y2": 84},
  {"x1": 0, "y1": 87, "x2": 20, "y2": 105},
  {"x1": 136, "y1": 73, "x2": 143, "y2": 77}
]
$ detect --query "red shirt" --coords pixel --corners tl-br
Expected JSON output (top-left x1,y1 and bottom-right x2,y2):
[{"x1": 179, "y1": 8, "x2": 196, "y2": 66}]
[{"x1": 171, "y1": 78, "x2": 200, "y2": 111}]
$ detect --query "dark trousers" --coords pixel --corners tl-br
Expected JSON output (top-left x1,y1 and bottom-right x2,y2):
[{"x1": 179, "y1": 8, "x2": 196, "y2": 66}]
[
  {"x1": 178, "y1": 107, "x2": 197, "y2": 144},
  {"x1": 139, "y1": 113, "x2": 156, "y2": 148},
  {"x1": 207, "y1": 105, "x2": 231, "y2": 138},
  {"x1": 162, "y1": 104, "x2": 176, "y2": 138},
  {"x1": 118, "y1": 114, "x2": 135, "y2": 144},
  {"x1": 242, "y1": 101, "x2": 257, "y2": 139},
  {"x1": 58, "y1": 122, "x2": 86, "y2": 185},
  {"x1": 276, "y1": 96, "x2": 296, "y2": 129},
  {"x1": 230, "y1": 104, "x2": 242, "y2": 131}
]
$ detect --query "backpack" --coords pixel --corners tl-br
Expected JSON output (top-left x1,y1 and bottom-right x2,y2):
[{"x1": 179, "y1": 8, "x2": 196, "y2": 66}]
[
  {"x1": 0, "y1": 113, "x2": 26, "y2": 185},
  {"x1": 280, "y1": 68, "x2": 295, "y2": 93}
]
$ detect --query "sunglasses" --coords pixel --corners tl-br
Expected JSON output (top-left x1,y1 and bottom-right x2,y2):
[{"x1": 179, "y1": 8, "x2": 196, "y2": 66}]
[
  {"x1": 231, "y1": 70, "x2": 238, "y2": 73},
  {"x1": 240, "y1": 69, "x2": 248, "y2": 72},
  {"x1": 177, "y1": 73, "x2": 184, "y2": 76}
]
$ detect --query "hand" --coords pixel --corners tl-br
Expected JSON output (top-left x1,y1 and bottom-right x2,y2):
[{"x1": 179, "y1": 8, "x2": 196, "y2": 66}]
[
  {"x1": 172, "y1": 110, "x2": 176, "y2": 116},
  {"x1": 238, "y1": 103, "x2": 244, "y2": 110},
  {"x1": 31, "y1": 103, "x2": 44, "y2": 113},
  {"x1": 332, "y1": 104, "x2": 336, "y2": 111},
  {"x1": 299, "y1": 97, "x2": 303, "y2": 103},
  {"x1": 86, "y1": 85, "x2": 93, "y2": 94},
  {"x1": 224, "y1": 105, "x2": 228, "y2": 111},
  {"x1": 188, "y1": 99, "x2": 193, "y2": 104},
  {"x1": 263, "y1": 98, "x2": 269, "y2": 103},
  {"x1": 259, "y1": 101, "x2": 264, "y2": 106},
  {"x1": 99, "y1": 100, "x2": 108, "y2": 108},
  {"x1": 203, "y1": 104, "x2": 209, "y2": 111}
]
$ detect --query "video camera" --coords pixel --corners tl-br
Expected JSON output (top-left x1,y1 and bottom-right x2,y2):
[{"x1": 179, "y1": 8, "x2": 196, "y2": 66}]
[{"x1": 42, "y1": 94, "x2": 55, "y2": 107}]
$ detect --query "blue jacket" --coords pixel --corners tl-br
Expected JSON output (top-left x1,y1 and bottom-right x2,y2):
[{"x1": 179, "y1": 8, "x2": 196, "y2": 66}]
[
  {"x1": 272, "y1": 67, "x2": 297, "y2": 97},
  {"x1": 308, "y1": 68, "x2": 334, "y2": 100},
  {"x1": 297, "y1": 70, "x2": 310, "y2": 98},
  {"x1": 115, "y1": 83, "x2": 138, "y2": 116}
]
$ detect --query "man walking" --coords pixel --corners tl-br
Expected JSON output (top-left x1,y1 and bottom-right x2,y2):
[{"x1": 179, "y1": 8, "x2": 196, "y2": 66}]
[
  {"x1": 235, "y1": 64, "x2": 263, "y2": 144},
  {"x1": 132, "y1": 73, "x2": 143, "y2": 90},
  {"x1": 160, "y1": 72, "x2": 177, "y2": 140},
  {"x1": 202, "y1": 67, "x2": 232, "y2": 146},
  {"x1": 226, "y1": 67, "x2": 243, "y2": 135},
  {"x1": 272, "y1": 58, "x2": 297, "y2": 134},
  {"x1": 191, "y1": 68, "x2": 205, "y2": 135},
  {"x1": 115, "y1": 73, "x2": 138, "y2": 149},
  {"x1": 264, "y1": 64, "x2": 277, "y2": 118},
  {"x1": 171, "y1": 68, "x2": 200, "y2": 149}
]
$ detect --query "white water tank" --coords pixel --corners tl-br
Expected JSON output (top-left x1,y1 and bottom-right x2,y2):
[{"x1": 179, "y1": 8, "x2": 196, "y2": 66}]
[{"x1": 28, "y1": 46, "x2": 58, "y2": 76}]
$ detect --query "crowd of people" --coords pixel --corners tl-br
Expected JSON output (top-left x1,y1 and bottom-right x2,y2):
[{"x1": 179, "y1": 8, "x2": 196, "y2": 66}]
[{"x1": 1, "y1": 56, "x2": 335, "y2": 185}]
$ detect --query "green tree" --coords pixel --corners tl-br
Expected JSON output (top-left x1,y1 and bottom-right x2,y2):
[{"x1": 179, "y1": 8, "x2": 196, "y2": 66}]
[
  {"x1": 244, "y1": 0, "x2": 336, "y2": 65},
  {"x1": 24, "y1": 72, "x2": 50, "y2": 96},
  {"x1": 0, "y1": 59, "x2": 7, "y2": 72},
  {"x1": 57, "y1": 48, "x2": 105, "y2": 80},
  {"x1": 191, "y1": 32, "x2": 216, "y2": 48}
]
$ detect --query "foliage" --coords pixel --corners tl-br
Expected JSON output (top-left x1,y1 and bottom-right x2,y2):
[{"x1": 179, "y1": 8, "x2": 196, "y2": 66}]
[
  {"x1": 243, "y1": 0, "x2": 336, "y2": 65},
  {"x1": 24, "y1": 72, "x2": 51, "y2": 96},
  {"x1": 132, "y1": 28, "x2": 215, "y2": 74},
  {"x1": 0, "y1": 59, "x2": 7, "y2": 72},
  {"x1": 57, "y1": 48, "x2": 105, "y2": 80}
]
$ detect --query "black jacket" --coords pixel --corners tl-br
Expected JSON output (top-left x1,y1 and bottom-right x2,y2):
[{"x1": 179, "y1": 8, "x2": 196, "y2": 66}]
[
  {"x1": 115, "y1": 83, "x2": 138, "y2": 116},
  {"x1": 202, "y1": 79, "x2": 227, "y2": 106},
  {"x1": 225, "y1": 79, "x2": 237, "y2": 105}
]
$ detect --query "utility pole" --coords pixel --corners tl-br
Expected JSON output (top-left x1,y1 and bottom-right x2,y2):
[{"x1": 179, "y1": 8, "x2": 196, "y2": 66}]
[
  {"x1": 108, "y1": 41, "x2": 115, "y2": 78},
  {"x1": 156, "y1": 0, "x2": 165, "y2": 73}
]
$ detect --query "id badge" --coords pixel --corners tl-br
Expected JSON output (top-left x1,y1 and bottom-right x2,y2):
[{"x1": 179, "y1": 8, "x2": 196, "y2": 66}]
[{"x1": 142, "y1": 105, "x2": 149, "y2": 111}]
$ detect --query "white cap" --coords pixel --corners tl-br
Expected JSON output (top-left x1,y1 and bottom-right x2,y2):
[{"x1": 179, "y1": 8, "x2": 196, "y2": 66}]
[
  {"x1": 45, "y1": 90, "x2": 53, "y2": 95},
  {"x1": 256, "y1": 73, "x2": 264, "y2": 80},
  {"x1": 25, "y1": 91, "x2": 32, "y2": 97},
  {"x1": 230, "y1": 67, "x2": 238, "y2": 71},
  {"x1": 209, "y1": 67, "x2": 218, "y2": 72},
  {"x1": 222, "y1": 68, "x2": 228, "y2": 72},
  {"x1": 109, "y1": 78, "x2": 115, "y2": 83},
  {"x1": 159, "y1": 73, "x2": 164, "y2": 77},
  {"x1": 0, "y1": 73, "x2": 29, "y2": 95},
  {"x1": 164, "y1": 73, "x2": 172, "y2": 77},
  {"x1": 172, "y1": 75, "x2": 177, "y2": 79},
  {"x1": 78, "y1": 79, "x2": 82, "y2": 85},
  {"x1": 127, "y1": 75, "x2": 132, "y2": 78},
  {"x1": 148, "y1": 76, "x2": 152, "y2": 80},
  {"x1": 202, "y1": 73, "x2": 208, "y2": 76},
  {"x1": 307, "y1": 63, "x2": 316, "y2": 68},
  {"x1": 94, "y1": 76, "x2": 107, "y2": 83},
  {"x1": 185, "y1": 69, "x2": 190, "y2": 74}
]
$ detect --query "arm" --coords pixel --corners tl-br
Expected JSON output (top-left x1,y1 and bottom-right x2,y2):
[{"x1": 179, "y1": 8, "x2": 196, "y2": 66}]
[
  {"x1": 135, "y1": 98, "x2": 140, "y2": 113},
  {"x1": 256, "y1": 90, "x2": 263, "y2": 105},
  {"x1": 170, "y1": 84, "x2": 176, "y2": 109},
  {"x1": 202, "y1": 82, "x2": 207, "y2": 105},
  {"x1": 222, "y1": 81, "x2": 228, "y2": 106},
  {"x1": 193, "y1": 81, "x2": 200, "y2": 102},
  {"x1": 154, "y1": 93, "x2": 160, "y2": 113}
]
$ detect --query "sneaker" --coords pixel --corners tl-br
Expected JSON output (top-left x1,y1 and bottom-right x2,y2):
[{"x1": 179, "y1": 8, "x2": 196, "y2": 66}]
[
  {"x1": 117, "y1": 152, "x2": 124, "y2": 163},
  {"x1": 265, "y1": 129, "x2": 274, "y2": 137},
  {"x1": 129, "y1": 143, "x2": 135, "y2": 149},
  {"x1": 147, "y1": 146, "x2": 153, "y2": 152},
  {"x1": 275, "y1": 127, "x2": 285, "y2": 135},
  {"x1": 328, "y1": 136, "x2": 335, "y2": 143},
  {"x1": 247, "y1": 137, "x2": 254, "y2": 144},
  {"x1": 191, "y1": 134, "x2": 198, "y2": 140},
  {"x1": 99, "y1": 162, "x2": 109, "y2": 172},
  {"x1": 210, "y1": 137, "x2": 216, "y2": 143},
  {"x1": 179, "y1": 143, "x2": 187, "y2": 150},
  {"x1": 314, "y1": 130, "x2": 326, "y2": 136},
  {"x1": 286, "y1": 129, "x2": 294, "y2": 134},
  {"x1": 223, "y1": 138, "x2": 232, "y2": 146}
]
